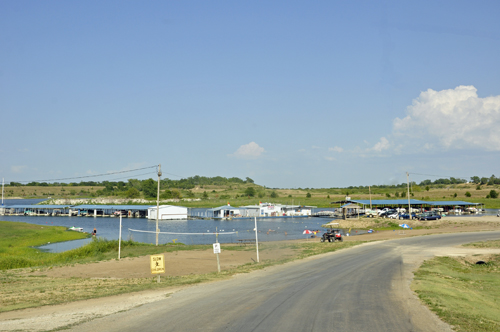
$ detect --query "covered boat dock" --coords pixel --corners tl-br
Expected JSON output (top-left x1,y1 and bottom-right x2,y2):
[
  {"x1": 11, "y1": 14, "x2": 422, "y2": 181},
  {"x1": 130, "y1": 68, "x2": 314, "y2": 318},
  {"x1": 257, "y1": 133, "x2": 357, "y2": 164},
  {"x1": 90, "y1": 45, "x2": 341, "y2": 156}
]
[{"x1": 331, "y1": 199, "x2": 482, "y2": 213}]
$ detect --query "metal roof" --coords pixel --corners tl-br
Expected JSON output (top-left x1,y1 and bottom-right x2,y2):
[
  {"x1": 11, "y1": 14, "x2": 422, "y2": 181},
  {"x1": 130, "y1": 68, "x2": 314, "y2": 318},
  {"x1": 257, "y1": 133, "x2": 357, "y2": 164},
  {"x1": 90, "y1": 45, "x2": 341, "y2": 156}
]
[
  {"x1": 425, "y1": 201, "x2": 479, "y2": 206},
  {"x1": 332, "y1": 199, "x2": 477, "y2": 206},
  {"x1": 210, "y1": 205, "x2": 244, "y2": 211},
  {"x1": 71, "y1": 205, "x2": 154, "y2": 210},
  {"x1": 5, "y1": 205, "x2": 71, "y2": 209}
]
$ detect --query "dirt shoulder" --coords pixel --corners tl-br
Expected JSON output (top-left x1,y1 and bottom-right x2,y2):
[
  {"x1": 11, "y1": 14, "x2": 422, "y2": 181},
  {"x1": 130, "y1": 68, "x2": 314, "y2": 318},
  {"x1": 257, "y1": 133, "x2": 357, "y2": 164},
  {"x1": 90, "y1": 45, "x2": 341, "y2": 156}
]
[{"x1": 1, "y1": 216, "x2": 499, "y2": 331}]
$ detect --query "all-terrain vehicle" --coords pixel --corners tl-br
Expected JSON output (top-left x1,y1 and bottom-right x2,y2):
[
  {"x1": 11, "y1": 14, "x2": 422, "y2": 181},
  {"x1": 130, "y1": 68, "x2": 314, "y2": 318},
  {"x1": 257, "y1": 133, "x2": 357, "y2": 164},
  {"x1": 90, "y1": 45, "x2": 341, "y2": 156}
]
[{"x1": 320, "y1": 228, "x2": 343, "y2": 242}]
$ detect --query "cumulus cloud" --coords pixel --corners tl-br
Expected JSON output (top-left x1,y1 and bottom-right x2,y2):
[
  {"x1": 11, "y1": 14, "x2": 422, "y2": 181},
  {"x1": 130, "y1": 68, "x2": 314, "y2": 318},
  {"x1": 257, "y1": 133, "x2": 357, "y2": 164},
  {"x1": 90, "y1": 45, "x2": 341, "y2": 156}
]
[
  {"x1": 372, "y1": 137, "x2": 390, "y2": 152},
  {"x1": 393, "y1": 85, "x2": 500, "y2": 151},
  {"x1": 328, "y1": 146, "x2": 344, "y2": 153},
  {"x1": 231, "y1": 142, "x2": 265, "y2": 159}
]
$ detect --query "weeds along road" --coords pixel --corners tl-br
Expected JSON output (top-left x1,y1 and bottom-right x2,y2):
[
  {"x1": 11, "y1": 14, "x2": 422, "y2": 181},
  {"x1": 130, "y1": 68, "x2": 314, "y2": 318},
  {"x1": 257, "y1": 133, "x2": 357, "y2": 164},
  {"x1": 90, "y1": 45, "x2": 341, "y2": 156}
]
[{"x1": 72, "y1": 231, "x2": 500, "y2": 332}]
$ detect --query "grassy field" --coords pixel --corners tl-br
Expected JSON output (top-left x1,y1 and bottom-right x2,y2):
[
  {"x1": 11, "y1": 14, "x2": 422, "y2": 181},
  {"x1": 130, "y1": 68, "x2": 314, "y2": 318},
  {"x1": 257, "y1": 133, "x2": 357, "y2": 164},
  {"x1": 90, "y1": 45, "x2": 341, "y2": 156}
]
[
  {"x1": 0, "y1": 221, "x2": 90, "y2": 270},
  {"x1": 412, "y1": 240, "x2": 500, "y2": 332}
]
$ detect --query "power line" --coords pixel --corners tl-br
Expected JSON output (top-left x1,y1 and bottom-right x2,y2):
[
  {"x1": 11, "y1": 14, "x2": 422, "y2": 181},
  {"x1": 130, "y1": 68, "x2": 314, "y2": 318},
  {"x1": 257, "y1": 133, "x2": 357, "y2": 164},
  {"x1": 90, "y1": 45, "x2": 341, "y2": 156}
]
[
  {"x1": 13, "y1": 165, "x2": 158, "y2": 183},
  {"x1": 410, "y1": 172, "x2": 470, "y2": 180}
]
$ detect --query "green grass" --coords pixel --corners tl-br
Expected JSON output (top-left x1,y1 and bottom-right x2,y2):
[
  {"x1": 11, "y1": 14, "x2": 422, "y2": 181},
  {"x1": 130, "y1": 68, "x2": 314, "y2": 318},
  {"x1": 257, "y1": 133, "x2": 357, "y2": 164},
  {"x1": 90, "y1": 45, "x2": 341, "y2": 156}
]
[
  {"x1": 412, "y1": 255, "x2": 500, "y2": 332},
  {"x1": 463, "y1": 240, "x2": 500, "y2": 249},
  {"x1": 0, "y1": 221, "x2": 90, "y2": 270}
]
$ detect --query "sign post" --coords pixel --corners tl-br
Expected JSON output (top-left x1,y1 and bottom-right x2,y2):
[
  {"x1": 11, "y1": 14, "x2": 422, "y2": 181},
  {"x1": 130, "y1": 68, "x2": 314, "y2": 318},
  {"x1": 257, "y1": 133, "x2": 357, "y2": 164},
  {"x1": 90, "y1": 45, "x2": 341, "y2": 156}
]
[
  {"x1": 214, "y1": 227, "x2": 221, "y2": 273},
  {"x1": 150, "y1": 254, "x2": 165, "y2": 283},
  {"x1": 118, "y1": 215, "x2": 122, "y2": 260},
  {"x1": 254, "y1": 217, "x2": 260, "y2": 263}
]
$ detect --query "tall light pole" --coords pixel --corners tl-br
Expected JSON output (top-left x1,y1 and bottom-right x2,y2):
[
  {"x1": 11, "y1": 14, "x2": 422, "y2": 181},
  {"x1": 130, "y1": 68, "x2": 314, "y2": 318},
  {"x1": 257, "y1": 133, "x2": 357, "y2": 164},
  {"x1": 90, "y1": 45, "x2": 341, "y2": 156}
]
[{"x1": 156, "y1": 164, "x2": 162, "y2": 246}]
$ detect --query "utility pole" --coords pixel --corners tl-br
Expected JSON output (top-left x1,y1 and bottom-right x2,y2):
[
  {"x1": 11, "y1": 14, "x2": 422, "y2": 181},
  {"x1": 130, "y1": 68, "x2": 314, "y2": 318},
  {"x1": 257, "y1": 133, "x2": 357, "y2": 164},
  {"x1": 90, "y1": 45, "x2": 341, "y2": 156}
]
[
  {"x1": 156, "y1": 164, "x2": 162, "y2": 246},
  {"x1": 369, "y1": 186, "x2": 372, "y2": 210},
  {"x1": 407, "y1": 172, "x2": 411, "y2": 219}
]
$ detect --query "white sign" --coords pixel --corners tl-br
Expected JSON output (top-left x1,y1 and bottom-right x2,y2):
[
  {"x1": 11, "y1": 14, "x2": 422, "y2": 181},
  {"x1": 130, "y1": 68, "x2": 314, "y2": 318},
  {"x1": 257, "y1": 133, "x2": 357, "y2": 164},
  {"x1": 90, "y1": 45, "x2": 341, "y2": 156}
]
[{"x1": 213, "y1": 243, "x2": 221, "y2": 254}]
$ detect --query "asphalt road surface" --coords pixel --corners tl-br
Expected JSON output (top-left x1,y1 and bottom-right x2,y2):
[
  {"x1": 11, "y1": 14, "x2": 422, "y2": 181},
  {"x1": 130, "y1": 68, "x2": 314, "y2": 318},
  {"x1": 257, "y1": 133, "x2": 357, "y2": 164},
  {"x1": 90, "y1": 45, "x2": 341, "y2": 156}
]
[{"x1": 72, "y1": 231, "x2": 500, "y2": 332}]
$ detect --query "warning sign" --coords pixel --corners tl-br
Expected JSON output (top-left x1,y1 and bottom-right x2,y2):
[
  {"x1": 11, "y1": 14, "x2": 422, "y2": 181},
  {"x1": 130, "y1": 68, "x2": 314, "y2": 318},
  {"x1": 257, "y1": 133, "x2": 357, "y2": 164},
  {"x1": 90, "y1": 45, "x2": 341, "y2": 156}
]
[
  {"x1": 150, "y1": 254, "x2": 165, "y2": 274},
  {"x1": 213, "y1": 243, "x2": 221, "y2": 254}
]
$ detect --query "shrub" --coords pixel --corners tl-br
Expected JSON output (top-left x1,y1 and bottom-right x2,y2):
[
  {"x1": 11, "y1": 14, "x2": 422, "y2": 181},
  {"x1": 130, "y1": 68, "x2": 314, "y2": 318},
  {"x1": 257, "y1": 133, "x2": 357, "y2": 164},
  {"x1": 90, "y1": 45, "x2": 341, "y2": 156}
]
[
  {"x1": 306, "y1": 192, "x2": 311, "y2": 198},
  {"x1": 489, "y1": 190, "x2": 498, "y2": 199},
  {"x1": 244, "y1": 187, "x2": 256, "y2": 197},
  {"x1": 270, "y1": 191, "x2": 278, "y2": 198},
  {"x1": 465, "y1": 191, "x2": 471, "y2": 197},
  {"x1": 386, "y1": 193, "x2": 391, "y2": 198}
]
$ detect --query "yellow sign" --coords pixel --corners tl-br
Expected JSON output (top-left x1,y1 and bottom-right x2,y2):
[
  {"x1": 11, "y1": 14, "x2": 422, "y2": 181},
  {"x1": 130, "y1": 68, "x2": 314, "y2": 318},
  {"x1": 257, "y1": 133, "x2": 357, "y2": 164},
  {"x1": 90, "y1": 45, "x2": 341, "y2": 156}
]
[{"x1": 150, "y1": 254, "x2": 165, "y2": 274}]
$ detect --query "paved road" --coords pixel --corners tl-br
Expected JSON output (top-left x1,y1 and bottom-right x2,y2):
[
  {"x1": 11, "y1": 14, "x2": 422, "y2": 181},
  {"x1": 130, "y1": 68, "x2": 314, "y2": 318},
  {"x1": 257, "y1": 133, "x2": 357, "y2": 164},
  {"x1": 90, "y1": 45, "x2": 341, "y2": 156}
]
[{"x1": 72, "y1": 231, "x2": 500, "y2": 332}]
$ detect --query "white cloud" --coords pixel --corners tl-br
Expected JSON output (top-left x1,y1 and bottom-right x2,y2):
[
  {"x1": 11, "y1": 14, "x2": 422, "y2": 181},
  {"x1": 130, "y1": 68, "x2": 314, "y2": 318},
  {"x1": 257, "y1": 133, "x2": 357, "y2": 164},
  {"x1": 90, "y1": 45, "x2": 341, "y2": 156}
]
[
  {"x1": 372, "y1": 137, "x2": 390, "y2": 152},
  {"x1": 231, "y1": 142, "x2": 265, "y2": 159},
  {"x1": 393, "y1": 85, "x2": 500, "y2": 151},
  {"x1": 11, "y1": 165, "x2": 27, "y2": 173},
  {"x1": 328, "y1": 146, "x2": 344, "y2": 153}
]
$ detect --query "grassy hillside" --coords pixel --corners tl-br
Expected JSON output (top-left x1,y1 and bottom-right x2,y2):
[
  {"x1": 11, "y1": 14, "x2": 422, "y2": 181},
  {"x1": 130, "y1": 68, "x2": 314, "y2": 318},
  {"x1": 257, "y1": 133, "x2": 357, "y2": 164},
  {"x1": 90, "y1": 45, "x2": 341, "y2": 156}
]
[{"x1": 3, "y1": 182, "x2": 500, "y2": 208}]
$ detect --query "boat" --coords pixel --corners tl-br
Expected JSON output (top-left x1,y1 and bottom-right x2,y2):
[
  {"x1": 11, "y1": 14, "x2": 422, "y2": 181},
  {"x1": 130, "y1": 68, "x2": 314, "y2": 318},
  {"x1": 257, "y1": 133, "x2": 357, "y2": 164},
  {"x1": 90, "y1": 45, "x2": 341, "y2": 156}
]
[{"x1": 68, "y1": 226, "x2": 83, "y2": 232}]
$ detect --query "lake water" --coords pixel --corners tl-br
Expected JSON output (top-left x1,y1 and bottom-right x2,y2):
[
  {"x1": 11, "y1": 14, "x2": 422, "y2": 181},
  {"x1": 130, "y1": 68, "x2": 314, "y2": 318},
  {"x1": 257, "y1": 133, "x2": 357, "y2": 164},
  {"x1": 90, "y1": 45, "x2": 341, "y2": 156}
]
[
  {"x1": 2, "y1": 199, "x2": 496, "y2": 252},
  {"x1": 2, "y1": 214, "x2": 341, "y2": 252}
]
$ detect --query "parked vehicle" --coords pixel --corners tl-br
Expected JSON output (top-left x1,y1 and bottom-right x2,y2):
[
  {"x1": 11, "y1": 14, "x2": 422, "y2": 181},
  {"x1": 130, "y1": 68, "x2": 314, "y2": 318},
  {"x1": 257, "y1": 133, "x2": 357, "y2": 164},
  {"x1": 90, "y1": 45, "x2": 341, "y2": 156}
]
[
  {"x1": 320, "y1": 228, "x2": 343, "y2": 242},
  {"x1": 416, "y1": 211, "x2": 442, "y2": 221},
  {"x1": 380, "y1": 209, "x2": 397, "y2": 218},
  {"x1": 364, "y1": 209, "x2": 378, "y2": 218},
  {"x1": 399, "y1": 213, "x2": 416, "y2": 220},
  {"x1": 388, "y1": 212, "x2": 400, "y2": 219}
]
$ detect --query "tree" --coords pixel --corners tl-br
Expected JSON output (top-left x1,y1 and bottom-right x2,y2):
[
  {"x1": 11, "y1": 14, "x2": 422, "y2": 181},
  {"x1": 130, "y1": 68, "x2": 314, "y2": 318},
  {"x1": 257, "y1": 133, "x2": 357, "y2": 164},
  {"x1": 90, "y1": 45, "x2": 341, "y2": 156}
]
[
  {"x1": 270, "y1": 191, "x2": 278, "y2": 198},
  {"x1": 465, "y1": 191, "x2": 471, "y2": 197},
  {"x1": 489, "y1": 190, "x2": 498, "y2": 199},
  {"x1": 244, "y1": 187, "x2": 256, "y2": 197},
  {"x1": 202, "y1": 191, "x2": 208, "y2": 199},
  {"x1": 142, "y1": 179, "x2": 157, "y2": 198},
  {"x1": 470, "y1": 176, "x2": 480, "y2": 184},
  {"x1": 386, "y1": 193, "x2": 391, "y2": 198},
  {"x1": 425, "y1": 186, "x2": 430, "y2": 192},
  {"x1": 395, "y1": 192, "x2": 399, "y2": 198},
  {"x1": 306, "y1": 192, "x2": 312, "y2": 198},
  {"x1": 245, "y1": 177, "x2": 254, "y2": 184},
  {"x1": 125, "y1": 187, "x2": 140, "y2": 198}
]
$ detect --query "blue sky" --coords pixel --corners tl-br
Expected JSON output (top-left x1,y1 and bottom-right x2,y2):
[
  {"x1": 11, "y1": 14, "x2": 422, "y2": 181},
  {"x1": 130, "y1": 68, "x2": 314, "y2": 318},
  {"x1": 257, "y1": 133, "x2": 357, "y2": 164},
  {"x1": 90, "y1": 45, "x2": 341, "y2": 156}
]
[{"x1": 1, "y1": 1, "x2": 499, "y2": 188}]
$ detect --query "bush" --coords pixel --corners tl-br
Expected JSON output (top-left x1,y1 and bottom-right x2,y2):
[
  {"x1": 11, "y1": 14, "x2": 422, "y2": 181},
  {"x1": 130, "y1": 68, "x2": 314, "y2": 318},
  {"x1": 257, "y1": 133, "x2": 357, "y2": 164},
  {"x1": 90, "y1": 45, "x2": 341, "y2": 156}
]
[
  {"x1": 489, "y1": 190, "x2": 498, "y2": 199},
  {"x1": 306, "y1": 192, "x2": 311, "y2": 198},
  {"x1": 244, "y1": 187, "x2": 256, "y2": 197},
  {"x1": 465, "y1": 191, "x2": 471, "y2": 197},
  {"x1": 386, "y1": 193, "x2": 391, "y2": 198},
  {"x1": 125, "y1": 187, "x2": 140, "y2": 199},
  {"x1": 270, "y1": 191, "x2": 278, "y2": 198}
]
